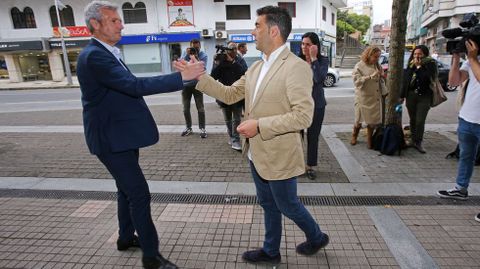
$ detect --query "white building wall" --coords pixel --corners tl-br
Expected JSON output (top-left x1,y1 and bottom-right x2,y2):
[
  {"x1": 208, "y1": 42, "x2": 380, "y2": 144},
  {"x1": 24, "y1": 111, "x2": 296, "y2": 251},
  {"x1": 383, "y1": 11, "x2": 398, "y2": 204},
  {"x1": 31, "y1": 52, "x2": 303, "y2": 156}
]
[{"x1": 0, "y1": 0, "x2": 343, "y2": 39}]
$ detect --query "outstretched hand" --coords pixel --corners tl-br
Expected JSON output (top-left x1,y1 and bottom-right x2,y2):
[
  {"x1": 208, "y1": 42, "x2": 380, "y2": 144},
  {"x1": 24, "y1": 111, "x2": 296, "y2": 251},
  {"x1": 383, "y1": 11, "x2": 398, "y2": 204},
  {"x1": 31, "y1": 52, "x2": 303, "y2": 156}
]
[
  {"x1": 237, "y1": 119, "x2": 258, "y2": 138},
  {"x1": 173, "y1": 57, "x2": 205, "y2": 81}
]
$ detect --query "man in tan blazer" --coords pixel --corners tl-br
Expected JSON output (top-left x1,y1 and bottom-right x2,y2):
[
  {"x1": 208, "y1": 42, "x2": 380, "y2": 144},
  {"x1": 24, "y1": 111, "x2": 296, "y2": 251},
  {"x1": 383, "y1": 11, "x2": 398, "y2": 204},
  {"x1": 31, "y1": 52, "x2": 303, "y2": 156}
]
[{"x1": 190, "y1": 5, "x2": 329, "y2": 266}]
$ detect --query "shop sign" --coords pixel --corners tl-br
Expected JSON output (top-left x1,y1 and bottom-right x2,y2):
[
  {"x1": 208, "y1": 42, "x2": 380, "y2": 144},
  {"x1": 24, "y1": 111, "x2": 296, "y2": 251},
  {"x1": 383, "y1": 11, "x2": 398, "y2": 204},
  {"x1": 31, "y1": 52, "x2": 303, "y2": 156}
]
[
  {"x1": 49, "y1": 39, "x2": 91, "y2": 48},
  {"x1": 118, "y1": 32, "x2": 201, "y2": 45},
  {"x1": 167, "y1": 0, "x2": 195, "y2": 27},
  {"x1": 0, "y1": 41, "x2": 43, "y2": 51},
  {"x1": 53, "y1": 26, "x2": 91, "y2": 37},
  {"x1": 229, "y1": 34, "x2": 255, "y2": 43},
  {"x1": 287, "y1": 33, "x2": 304, "y2": 41}
]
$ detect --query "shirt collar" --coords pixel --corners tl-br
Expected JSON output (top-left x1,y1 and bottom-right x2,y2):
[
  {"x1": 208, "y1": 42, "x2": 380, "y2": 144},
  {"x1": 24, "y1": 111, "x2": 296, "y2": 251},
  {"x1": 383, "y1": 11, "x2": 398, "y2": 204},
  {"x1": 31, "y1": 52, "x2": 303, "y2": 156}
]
[
  {"x1": 261, "y1": 44, "x2": 287, "y2": 65},
  {"x1": 94, "y1": 38, "x2": 121, "y2": 59}
]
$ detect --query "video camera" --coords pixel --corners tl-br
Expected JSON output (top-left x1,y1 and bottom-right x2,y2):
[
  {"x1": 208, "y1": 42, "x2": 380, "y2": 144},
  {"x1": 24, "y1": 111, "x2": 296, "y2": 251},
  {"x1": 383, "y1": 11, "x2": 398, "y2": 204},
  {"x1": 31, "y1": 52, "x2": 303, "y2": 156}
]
[
  {"x1": 442, "y1": 13, "x2": 480, "y2": 54},
  {"x1": 214, "y1": 45, "x2": 234, "y2": 64},
  {"x1": 188, "y1": 47, "x2": 198, "y2": 55}
]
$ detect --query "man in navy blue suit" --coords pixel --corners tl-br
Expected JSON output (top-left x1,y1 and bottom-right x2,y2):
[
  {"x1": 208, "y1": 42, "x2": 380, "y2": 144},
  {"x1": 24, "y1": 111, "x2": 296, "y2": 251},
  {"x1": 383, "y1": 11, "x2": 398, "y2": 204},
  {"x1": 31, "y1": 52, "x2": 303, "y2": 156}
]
[{"x1": 77, "y1": 2, "x2": 204, "y2": 269}]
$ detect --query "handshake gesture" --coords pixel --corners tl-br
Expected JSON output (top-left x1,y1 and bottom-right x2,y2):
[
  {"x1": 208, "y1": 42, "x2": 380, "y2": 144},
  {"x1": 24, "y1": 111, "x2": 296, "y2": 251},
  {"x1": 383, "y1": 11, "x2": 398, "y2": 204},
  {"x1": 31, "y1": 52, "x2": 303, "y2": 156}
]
[{"x1": 174, "y1": 57, "x2": 205, "y2": 81}]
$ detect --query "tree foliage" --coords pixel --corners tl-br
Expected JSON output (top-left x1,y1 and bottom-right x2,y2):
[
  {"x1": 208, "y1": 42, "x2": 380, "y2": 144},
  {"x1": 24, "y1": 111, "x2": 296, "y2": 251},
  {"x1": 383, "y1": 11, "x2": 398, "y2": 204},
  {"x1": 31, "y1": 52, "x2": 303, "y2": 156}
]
[{"x1": 336, "y1": 10, "x2": 371, "y2": 36}]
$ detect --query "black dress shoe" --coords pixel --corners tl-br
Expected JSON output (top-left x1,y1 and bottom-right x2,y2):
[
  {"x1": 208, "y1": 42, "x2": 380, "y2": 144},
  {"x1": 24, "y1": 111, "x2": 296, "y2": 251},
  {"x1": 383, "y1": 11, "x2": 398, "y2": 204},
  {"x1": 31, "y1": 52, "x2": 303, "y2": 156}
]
[
  {"x1": 142, "y1": 254, "x2": 178, "y2": 269},
  {"x1": 242, "y1": 249, "x2": 281, "y2": 265},
  {"x1": 296, "y1": 233, "x2": 329, "y2": 256},
  {"x1": 116, "y1": 235, "x2": 140, "y2": 251},
  {"x1": 306, "y1": 168, "x2": 317, "y2": 180}
]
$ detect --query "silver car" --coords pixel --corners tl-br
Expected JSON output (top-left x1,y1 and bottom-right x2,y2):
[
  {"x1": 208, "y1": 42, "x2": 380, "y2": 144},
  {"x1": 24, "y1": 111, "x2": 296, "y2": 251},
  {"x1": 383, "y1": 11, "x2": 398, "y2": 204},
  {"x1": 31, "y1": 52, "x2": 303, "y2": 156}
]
[{"x1": 323, "y1": 67, "x2": 339, "y2": 87}]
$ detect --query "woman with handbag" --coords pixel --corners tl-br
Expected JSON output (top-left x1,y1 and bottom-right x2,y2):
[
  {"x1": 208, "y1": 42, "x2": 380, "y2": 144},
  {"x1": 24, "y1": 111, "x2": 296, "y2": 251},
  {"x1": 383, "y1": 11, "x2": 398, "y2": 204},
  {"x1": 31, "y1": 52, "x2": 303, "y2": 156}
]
[
  {"x1": 352, "y1": 46, "x2": 384, "y2": 149},
  {"x1": 401, "y1": 45, "x2": 438, "y2": 153}
]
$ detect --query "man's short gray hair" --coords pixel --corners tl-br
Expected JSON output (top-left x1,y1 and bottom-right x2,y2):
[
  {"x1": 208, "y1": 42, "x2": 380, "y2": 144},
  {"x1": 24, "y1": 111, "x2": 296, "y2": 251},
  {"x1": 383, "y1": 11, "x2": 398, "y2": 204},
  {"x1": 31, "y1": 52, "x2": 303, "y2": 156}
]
[{"x1": 84, "y1": 1, "x2": 118, "y2": 33}]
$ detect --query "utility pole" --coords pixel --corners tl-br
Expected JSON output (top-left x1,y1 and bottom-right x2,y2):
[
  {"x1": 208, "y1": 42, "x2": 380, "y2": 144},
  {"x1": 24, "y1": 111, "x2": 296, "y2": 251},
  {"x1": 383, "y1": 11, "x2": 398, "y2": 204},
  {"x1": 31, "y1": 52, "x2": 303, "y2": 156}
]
[{"x1": 54, "y1": 0, "x2": 73, "y2": 85}]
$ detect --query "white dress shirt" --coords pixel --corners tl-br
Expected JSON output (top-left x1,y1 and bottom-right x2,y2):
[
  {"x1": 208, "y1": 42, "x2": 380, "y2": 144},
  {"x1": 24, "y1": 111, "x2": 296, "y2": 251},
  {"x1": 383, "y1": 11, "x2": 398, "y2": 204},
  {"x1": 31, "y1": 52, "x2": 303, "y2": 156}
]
[
  {"x1": 251, "y1": 44, "x2": 287, "y2": 104},
  {"x1": 94, "y1": 38, "x2": 128, "y2": 71},
  {"x1": 248, "y1": 44, "x2": 287, "y2": 161}
]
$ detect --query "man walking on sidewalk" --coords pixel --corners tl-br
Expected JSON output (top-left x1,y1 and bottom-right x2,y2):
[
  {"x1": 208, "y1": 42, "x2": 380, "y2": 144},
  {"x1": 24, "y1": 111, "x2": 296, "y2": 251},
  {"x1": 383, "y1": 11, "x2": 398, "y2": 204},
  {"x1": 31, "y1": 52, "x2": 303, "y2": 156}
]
[
  {"x1": 437, "y1": 39, "x2": 480, "y2": 223},
  {"x1": 184, "y1": 5, "x2": 329, "y2": 266},
  {"x1": 77, "y1": 2, "x2": 204, "y2": 269}
]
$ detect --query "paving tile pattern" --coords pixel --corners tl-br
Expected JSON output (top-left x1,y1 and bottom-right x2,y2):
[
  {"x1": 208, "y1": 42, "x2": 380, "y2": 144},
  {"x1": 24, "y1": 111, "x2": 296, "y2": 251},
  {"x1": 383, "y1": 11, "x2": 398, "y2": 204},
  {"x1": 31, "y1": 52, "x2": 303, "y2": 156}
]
[
  {"x1": 0, "y1": 197, "x2": 400, "y2": 269},
  {"x1": 0, "y1": 133, "x2": 347, "y2": 183},
  {"x1": 336, "y1": 131, "x2": 480, "y2": 183},
  {"x1": 395, "y1": 206, "x2": 480, "y2": 269}
]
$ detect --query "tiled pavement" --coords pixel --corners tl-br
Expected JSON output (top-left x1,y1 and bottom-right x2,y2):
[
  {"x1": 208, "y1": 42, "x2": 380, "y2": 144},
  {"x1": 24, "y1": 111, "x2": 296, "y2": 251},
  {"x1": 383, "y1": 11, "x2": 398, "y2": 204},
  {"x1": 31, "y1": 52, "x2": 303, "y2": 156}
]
[
  {"x1": 1, "y1": 197, "x2": 478, "y2": 269},
  {"x1": 1, "y1": 93, "x2": 480, "y2": 268}
]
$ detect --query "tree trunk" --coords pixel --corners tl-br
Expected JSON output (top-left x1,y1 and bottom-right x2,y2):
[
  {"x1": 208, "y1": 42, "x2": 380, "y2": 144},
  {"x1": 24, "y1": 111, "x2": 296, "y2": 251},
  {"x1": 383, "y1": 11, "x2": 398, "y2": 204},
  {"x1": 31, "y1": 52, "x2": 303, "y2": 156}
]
[{"x1": 385, "y1": 0, "x2": 410, "y2": 125}]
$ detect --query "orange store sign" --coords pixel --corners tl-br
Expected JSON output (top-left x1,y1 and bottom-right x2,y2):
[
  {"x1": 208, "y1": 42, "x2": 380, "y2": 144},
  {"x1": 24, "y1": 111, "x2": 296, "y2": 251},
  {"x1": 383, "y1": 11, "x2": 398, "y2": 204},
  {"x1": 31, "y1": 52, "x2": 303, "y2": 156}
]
[{"x1": 53, "y1": 26, "x2": 91, "y2": 37}]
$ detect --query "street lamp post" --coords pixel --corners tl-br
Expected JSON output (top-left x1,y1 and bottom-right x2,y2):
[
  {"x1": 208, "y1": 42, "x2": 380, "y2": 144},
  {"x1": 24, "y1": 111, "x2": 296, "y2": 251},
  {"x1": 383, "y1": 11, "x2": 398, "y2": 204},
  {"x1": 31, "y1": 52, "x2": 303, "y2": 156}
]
[{"x1": 54, "y1": 0, "x2": 73, "y2": 85}]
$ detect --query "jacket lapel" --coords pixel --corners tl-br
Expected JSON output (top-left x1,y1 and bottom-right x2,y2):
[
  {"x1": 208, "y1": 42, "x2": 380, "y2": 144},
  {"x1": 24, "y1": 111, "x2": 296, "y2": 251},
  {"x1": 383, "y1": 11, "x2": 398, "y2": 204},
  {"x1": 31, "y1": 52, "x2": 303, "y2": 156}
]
[
  {"x1": 249, "y1": 47, "x2": 289, "y2": 112},
  {"x1": 91, "y1": 38, "x2": 131, "y2": 73}
]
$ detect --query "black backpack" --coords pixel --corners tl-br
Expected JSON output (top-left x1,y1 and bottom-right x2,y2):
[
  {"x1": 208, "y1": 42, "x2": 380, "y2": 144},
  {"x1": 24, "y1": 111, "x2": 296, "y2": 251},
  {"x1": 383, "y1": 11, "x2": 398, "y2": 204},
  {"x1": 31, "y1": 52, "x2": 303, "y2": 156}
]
[
  {"x1": 372, "y1": 126, "x2": 384, "y2": 151},
  {"x1": 380, "y1": 124, "x2": 406, "y2": 156},
  {"x1": 446, "y1": 144, "x2": 480, "y2": 166}
]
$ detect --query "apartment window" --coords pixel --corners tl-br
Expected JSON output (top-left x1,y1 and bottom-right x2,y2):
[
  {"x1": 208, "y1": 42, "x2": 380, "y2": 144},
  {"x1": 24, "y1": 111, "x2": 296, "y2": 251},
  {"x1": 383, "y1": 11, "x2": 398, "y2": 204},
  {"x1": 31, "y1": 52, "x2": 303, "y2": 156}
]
[
  {"x1": 331, "y1": 12, "x2": 335, "y2": 25},
  {"x1": 322, "y1": 6, "x2": 326, "y2": 21},
  {"x1": 278, "y1": 2, "x2": 296, "y2": 18},
  {"x1": 122, "y1": 2, "x2": 147, "y2": 24},
  {"x1": 226, "y1": 5, "x2": 251, "y2": 20},
  {"x1": 49, "y1": 5, "x2": 75, "y2": 27},
  {"x1": 11, "y1": 7, "x2": 37, "y2": 29}
]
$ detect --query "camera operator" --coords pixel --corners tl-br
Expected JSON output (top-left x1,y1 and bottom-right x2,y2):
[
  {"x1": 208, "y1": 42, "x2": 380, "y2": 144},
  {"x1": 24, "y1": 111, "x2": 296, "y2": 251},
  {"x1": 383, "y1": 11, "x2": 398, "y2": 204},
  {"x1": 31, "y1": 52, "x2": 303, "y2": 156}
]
[
  {"x1": 180, "y1": 38, "x2": 208, "y2": 138},
  {"x1": 211, "y1": 44, "x2": 246, "y2": 151},
  {"x1": 227, "y1": 41, "x2": 248, "y2": 73},
  {"x1": 438, "y1": 39, "x2": 480, "y2": 222}
]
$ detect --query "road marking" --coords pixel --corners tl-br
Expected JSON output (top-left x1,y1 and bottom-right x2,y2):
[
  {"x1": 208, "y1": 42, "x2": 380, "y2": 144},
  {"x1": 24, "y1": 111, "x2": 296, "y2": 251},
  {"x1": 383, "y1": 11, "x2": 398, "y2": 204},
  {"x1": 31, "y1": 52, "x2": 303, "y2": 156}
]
[{"x1": 5, "y1": 99, "x2": 79, "y2": 105}]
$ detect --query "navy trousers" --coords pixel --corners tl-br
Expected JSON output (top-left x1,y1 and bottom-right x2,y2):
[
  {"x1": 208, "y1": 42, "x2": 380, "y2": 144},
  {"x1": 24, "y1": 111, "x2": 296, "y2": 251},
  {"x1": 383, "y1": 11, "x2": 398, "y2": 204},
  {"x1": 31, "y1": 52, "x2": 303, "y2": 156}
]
[{"x1": 97, "y1": 149, "x2": 158, "y2": 258}]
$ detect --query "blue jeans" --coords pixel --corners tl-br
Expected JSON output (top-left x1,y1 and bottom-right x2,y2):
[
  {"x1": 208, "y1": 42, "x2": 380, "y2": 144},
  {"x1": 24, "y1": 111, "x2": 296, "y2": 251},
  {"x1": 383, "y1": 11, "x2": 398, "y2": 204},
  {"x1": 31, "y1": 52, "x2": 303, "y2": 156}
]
[
  {"x1": 456, "y1": 117, "x2": 480, "y2": 190},
  {"x1": 250, "y1": 162, "x2": 324, "y2": 256}
]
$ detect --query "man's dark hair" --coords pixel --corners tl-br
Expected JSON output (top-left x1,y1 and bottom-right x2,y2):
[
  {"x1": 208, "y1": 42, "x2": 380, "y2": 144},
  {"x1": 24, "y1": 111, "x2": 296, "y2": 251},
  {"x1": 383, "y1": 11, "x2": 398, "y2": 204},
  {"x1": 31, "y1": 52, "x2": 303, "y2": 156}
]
[
  {"x1": 256, "y1": 6, "x2": 292, "y2": 42},
  {"x1": 190, "y1": 38, "x2": 200, "y2": 45}
]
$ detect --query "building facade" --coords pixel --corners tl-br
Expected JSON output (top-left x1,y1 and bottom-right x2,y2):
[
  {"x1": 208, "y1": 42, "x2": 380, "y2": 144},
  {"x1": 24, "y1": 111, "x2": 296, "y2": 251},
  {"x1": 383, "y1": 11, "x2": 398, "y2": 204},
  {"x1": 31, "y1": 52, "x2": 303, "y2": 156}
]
[
  {"x1": 406, "y1": 0, "x2": 423, "y2": 46},
  {"x1": 0, "y1": 0, "x2": 346, "y2": 82},
  {"x1": 419, "y1": 0, "x2": 480, "y2": 61}
]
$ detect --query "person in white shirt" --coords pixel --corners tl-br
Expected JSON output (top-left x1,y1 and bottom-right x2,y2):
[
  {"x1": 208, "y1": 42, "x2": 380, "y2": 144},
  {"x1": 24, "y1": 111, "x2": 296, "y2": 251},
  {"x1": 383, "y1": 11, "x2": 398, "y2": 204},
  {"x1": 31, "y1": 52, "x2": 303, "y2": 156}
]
[
  {"x1": 438, "y1": 40, "x2": 480, "y2": 216},
  {"x1": 177, "y1": 5, "x2": 329, "y2": 266}
]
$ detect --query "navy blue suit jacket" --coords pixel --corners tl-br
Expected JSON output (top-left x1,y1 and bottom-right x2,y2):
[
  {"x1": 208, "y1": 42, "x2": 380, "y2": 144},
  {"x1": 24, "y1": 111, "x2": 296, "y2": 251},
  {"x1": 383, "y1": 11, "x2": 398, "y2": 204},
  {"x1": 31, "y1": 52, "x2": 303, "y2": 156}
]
[{"x1": 77, "y1": 39, "x2": 184, "y2": 155}]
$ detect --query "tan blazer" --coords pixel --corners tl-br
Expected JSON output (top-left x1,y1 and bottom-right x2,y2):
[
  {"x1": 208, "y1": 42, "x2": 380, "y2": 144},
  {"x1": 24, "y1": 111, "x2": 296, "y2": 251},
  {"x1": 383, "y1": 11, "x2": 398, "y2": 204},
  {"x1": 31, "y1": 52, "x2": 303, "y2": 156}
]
[{"x1": 196, "y1": 47, "x2": 314, "y2": 180}]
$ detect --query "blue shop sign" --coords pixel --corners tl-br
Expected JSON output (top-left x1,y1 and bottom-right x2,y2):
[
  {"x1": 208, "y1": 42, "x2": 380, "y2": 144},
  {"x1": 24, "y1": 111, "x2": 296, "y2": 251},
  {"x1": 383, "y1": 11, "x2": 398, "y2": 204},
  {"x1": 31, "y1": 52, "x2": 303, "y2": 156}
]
[
  {"x1": 290, "y1": 34, "x2": 303, "y2": 41},
  {"x1": 229, "y1": 34, "x2": 255, "y2": 43},
  {"x1": 118, "y1": 32, "x2": 201, "y2": 45}
]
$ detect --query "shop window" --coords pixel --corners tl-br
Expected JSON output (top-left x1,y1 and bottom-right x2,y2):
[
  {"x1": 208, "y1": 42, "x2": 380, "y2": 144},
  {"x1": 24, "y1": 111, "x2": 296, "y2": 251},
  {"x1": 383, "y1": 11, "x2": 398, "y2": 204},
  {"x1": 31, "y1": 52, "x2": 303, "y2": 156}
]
[
  {"x1": 49, "y1": 5, "x2": 75, "y2": 27},
  {"x1": 11, "y1": 7, "x2": 37, "y2": 29},
  {"x1": 226, "y1": 5, "x2": 251, "y2": 20},
  {"x1": 278, "y1": 2, "x2": 296, "y2": 18},
  {"x1": 122, "y1": 2, "x2": 147, "y2": 24}
]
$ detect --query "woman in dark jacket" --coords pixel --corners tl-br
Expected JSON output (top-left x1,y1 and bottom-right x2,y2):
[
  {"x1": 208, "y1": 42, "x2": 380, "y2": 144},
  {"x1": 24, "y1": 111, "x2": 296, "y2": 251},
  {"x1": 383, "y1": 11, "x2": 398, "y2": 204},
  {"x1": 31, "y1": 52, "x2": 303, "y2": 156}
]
[
  {"x1": 298, "y1": 32, "x2": 329, "y2": 180},
  {"x1": 401, "y1": 45, "x2": 438, "y2": 153}
]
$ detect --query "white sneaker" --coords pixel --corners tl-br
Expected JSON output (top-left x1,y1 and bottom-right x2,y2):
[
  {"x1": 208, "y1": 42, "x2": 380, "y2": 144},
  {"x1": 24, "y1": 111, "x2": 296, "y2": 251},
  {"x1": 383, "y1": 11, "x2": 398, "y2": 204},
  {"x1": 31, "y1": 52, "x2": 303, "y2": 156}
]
[
  {"x1": 231, "y1": 141, "x2": 241, "y2": 151},
  {"x1": 475, "y1": 213, "x2": 480, "y2": 223}
]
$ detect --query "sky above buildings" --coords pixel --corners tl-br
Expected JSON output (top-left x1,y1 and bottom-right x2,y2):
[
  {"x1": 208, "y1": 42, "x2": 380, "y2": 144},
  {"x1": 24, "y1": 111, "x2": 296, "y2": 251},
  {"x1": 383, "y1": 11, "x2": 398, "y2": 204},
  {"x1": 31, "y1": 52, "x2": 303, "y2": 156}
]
[{"x1": 372, "y1": 0, "x2": 393, "y2": 24}]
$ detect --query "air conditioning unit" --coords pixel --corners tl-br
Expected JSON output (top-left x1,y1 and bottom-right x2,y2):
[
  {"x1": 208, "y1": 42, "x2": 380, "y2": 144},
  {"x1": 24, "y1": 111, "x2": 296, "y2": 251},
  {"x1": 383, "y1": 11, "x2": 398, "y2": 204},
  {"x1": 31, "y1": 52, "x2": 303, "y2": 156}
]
[
  {"x1": 201, "y1": 28, "x2": 213, "y2": 37},
  {"x1": 215, "y1": 30, "x2": 227, "y2": 39}
]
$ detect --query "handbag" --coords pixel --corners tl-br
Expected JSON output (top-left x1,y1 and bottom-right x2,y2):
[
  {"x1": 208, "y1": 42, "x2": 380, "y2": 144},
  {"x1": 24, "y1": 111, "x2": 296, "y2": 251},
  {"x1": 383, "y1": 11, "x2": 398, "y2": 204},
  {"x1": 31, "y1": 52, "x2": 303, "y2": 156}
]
[{"x1": 430, "y1": 78, "x2": 447, "y2": 107}]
